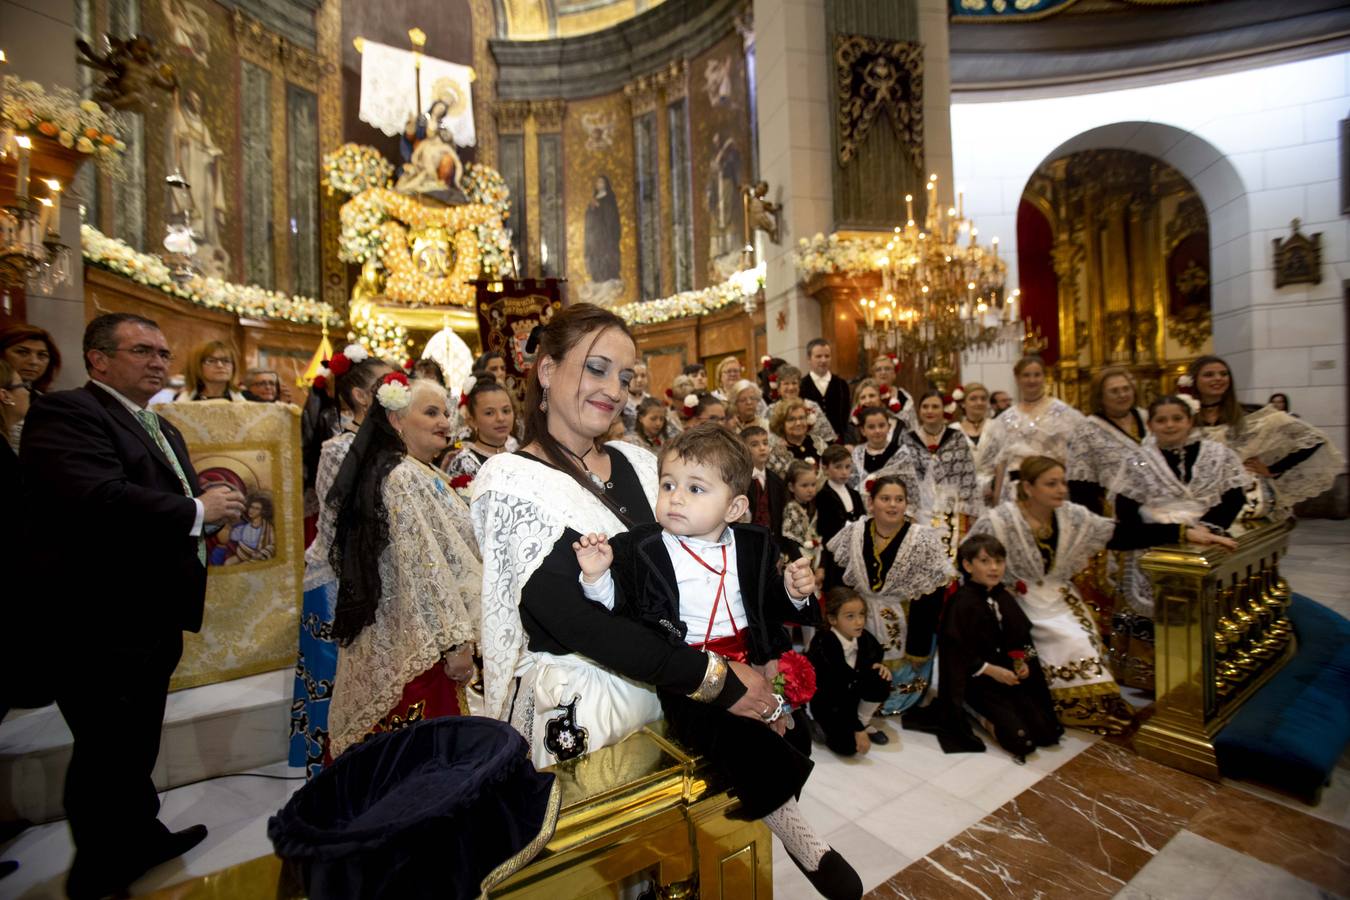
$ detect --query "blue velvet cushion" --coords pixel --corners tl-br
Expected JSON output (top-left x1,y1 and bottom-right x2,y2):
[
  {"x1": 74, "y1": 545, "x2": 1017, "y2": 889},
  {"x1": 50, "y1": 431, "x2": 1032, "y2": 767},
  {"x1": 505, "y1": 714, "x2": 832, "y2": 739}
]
[{"x1": 1213, "y1": 594, "x2": 1350, "y2": 801}]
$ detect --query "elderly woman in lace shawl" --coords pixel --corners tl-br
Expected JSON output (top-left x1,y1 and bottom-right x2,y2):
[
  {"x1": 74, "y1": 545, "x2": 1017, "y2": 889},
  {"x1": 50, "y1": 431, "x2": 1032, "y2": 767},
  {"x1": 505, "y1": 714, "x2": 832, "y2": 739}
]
[
  {"x1": 977, "y1": 355, "x2": 1084, "y2": 504},
  {"x1": 326, "y1": 376, "x2": 482, "y2": 758},
  {"x1": 825, "y1": 474, "x2": 954, "y2": 718},
  {"x1": 969, "y1": 456, "x2": 1234, "y2": 734},
  {"x1": 896, "y1": 390, "x2": 981, "y2": 559},
  {"x1": 472, "y1": 304, "x2": 779, "y2": 770},
  {"x1": 1187, "y1": 355, "x2": 1344, "y2": 520}
]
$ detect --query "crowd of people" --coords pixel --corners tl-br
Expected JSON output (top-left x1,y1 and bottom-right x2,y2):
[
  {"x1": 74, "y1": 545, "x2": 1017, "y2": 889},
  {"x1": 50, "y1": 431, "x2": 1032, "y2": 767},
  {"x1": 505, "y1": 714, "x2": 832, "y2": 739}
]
[{"x1": 1, "y1": 308, "x2": 1343, "y2": 900}]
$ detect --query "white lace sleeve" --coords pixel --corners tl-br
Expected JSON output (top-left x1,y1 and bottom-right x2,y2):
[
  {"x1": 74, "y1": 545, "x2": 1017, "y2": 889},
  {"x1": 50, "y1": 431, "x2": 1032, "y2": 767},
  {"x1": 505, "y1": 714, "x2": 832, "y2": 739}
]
[
  {"x1": 302, "y1": 433, "x2": 353, "y2": 590},
  {"x1": 327, "y1": 462, "x2": 481, "y2": 756},
  {"x1": 975, "y1": 415, "x2": 1007, "y2": 480}
]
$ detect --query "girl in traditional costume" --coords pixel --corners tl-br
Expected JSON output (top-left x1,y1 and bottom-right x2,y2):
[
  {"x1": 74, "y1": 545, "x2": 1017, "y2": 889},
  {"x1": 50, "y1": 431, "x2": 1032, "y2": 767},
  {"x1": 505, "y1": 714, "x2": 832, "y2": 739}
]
[
  {"x1": 326, "y1": 376, "x2": 482, "y2": 758},
  {"x1": 955, "y1": 382, "x2": 992, "y2": 452},
  {"x1": 471, "y1": 305, "x2": 782, "y2": 771},
  {"x1": 898, "y1": 390, "x2": 980, "y2": 559},
  {"x1": 290, "y1": 353, "x2": 391, "y2": 775},
  {"x1": 968, "y1": 456, "x2": 1234, "y2": 733},
  {"x1": 781, "y1": 460, "x2": 825, "y2": 580},
  {"x1": 1187, "y1": 355, "x2": 1344, "y2": 520},
  {"x1": 442, "y1": 378, "x2": 518, "y2": 479},
  {"x1": 825, "y1": 475, "x2": 953, "y2": 717},
  {"x1": 977, "y1": 355, "x2": 1084, "y2": 504},
  {"x1": 847, "y1": 406, "x2": 916, "y2": 495}
]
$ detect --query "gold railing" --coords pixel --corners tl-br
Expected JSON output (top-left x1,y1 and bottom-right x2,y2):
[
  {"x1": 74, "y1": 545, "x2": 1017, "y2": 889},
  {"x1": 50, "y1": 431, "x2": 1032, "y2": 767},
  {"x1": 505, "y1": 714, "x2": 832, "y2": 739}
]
[{"x1": 1136, "y1": 517, "x2": 1297, "y2": 781}]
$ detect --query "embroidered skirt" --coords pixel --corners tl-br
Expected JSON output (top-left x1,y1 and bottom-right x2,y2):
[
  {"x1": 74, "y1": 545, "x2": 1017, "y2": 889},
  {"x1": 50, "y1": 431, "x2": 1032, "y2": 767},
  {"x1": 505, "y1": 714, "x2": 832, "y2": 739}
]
[{"x1": 290, "y1": 580, "x2": 337, "y2": 777}]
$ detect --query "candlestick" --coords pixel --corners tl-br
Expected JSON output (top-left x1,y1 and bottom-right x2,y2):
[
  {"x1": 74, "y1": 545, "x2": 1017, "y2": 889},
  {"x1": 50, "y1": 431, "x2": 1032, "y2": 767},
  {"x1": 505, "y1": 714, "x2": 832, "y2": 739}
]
[
  {"x1": 44, "y1": 178, "x2": 61, "y2": 236},
  {"x1": 14, "y1": 134, "x2": 30, "y2": 202}
]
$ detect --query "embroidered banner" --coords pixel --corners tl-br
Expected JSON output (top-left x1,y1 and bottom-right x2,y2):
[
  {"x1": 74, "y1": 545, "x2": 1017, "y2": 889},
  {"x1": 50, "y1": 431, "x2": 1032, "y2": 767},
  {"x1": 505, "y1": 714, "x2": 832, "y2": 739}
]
[
  {"x1": 833, "y1": 34, "x2": 923, "y2": 169},
  {"x1": 474, "y1": 278, "x2": 564, "y2": 403},
  {"x1": 154, "y1": 400, "x2": 303, "y2": 690}
]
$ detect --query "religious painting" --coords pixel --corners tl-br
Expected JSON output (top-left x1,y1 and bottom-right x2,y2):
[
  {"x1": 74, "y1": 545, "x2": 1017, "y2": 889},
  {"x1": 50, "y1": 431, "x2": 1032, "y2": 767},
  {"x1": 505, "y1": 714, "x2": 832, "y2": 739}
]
[
  {"x1": 155, "y1": 402, "x2": 303, "y2": 691},
  {"x1": 475, "y1": 279, "x2": 563, "y2": 403},
  {"x1": 161, "y1": 0, "x2": 211, "y2": 64},
  {"x1": 565, "y1": 93, "x2": 637, "y2": 307},
  {"x1": 689, "y1": 31, "x2": 753, "y2": 289}
]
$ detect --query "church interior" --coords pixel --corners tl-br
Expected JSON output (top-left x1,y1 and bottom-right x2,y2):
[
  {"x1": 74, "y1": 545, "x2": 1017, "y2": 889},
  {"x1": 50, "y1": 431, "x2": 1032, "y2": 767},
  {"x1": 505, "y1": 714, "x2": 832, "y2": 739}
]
[{"x1": 0, "y1": 0, "x2": 1348, "y2": 897}]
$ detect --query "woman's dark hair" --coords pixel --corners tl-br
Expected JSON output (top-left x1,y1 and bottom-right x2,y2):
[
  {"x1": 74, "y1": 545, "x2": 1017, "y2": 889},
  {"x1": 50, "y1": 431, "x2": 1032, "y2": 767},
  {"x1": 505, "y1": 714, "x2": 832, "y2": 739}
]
[
  {"x1": 1187, "y1": 354, "x2": 1243, "y2": 432},
  {"x1": 413, "y1": 357, "x2": 445, "y2": 385},
  {"x1": 691, "y1": 392, "x2": 726, "y2": 421},
  {"x1": 757, "y1": 356, "x2": 786, "y2": 397},
  {"x1": 867, "y1": 473, "x2": 907, "y2": 500},
  {"x1": 916, "y1": 388, "x2": 944, "y2": 407},
  {"x1": 858, "y1": 405, "x2": 889, "y2": 428},
  {"x1": 1089, "y1": 366, "x2": 1135, "y2": 418},
  {"x1": 472, "y1": 351, "x2": 505, "y2": 378},
  {"x1": 957, "y1": 533, "x2": 1007, "y2": 569},
  {"x1": 466, "y1": 376, "x2": 511, "y2": 417},
  {"x1": 336, "y1": 357, "x2": 390, "y2": 415},
  {"x1": 1016, "y1": 455, "x2": 1065, "y2": 501},
  {"x1": 1013, "y1": 354, "x2": 1046, "y2": 377},
  {"x1": 1148, "y1": 394, "x2": 1194, "y2": 421},
  {"x1": 524, "y1": 303, "x2": 637, "y2": 521},
  {"x1": 327, "y1": 386, "x2": 408, "y2": 645},
  {"x1": 823, "y1": 586, "x2": 865, "y2": 619},
  {"x1": 681, "y1": 362, "x2": 706, "y2": 377},
  {"x1": 1268, "y1": 392, "x2": 1290, "y2": 412},
  {"x1": 0, "y1": 324, "x2": 61, "y2": 391}
]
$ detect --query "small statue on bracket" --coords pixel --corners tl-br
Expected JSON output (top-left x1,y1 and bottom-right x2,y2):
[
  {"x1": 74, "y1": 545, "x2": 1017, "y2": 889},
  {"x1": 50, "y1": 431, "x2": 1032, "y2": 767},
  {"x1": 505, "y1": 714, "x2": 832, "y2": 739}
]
[
  {"x1": 75, "y1": 34, "x2": 178, "y2": 111},
  {"x1": 742, "y1": 180, "x2": 782, "y2": 245}
]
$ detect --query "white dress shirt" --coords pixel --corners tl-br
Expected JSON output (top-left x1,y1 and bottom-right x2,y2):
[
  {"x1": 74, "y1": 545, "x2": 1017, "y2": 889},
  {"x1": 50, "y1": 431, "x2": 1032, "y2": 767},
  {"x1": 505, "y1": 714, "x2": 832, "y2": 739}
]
[
  {"x1": 807, "y1": 370, "x2": 832, "y2": 397},
  {"x1": 832, "y1": 627, "x2": 858, "y2": 668},
  {"x1": 581, "y1": 527, "x2": 810, "y2": 642},
  {"x1": 92, "y1": 380, "x2": 205, "y2": 536},
  {"x1": 826, "y1": 479, "x2": 854, "y2": 513},
  {"x1": 752, "y1": 466, "x2": 767, "y2": 491}
]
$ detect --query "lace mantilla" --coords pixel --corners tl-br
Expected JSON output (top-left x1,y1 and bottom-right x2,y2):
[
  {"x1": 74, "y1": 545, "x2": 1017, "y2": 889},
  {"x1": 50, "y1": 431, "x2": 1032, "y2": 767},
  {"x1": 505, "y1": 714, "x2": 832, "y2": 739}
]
[
  {"x1": 782, "y1": 500, "x2": 822, "y2": 568},
  {"x1": 1117, "y1": 437, "x2": 1250, "y2": 521},
  {"x1": 302, "y1": 432, "x2": 354, "y2": 591},
  {"x1": 977, "y1": 400, "x2": 1085, "y2": 502},
  {"x1": 969, "y1": 501, "x2": 1115, "y2": 592},
  {"x1": 767, "y1": 432, "x2": 827, "y2": 477},
  {"x1": 328, "y1": 459, "x2": 483, "y2": 756},
  {"x1": 1065, "y1": 411, "x2": 1147, "y2": 498},
  {"x1": 442, "y1": 437, "x2": 520, "y2": 479},
  {"x1": 471, "y1": 442, "x2": 659, "y2": 727},
  {"x1": 825, "y1": 517, "x2": 953, "y2": 656},
  {"x1": 1200, "y1": 404, "x2": 1344, "y2": 517},
  {"x1": 901, "y1": 426, "x2": 981, "y2": 519}
]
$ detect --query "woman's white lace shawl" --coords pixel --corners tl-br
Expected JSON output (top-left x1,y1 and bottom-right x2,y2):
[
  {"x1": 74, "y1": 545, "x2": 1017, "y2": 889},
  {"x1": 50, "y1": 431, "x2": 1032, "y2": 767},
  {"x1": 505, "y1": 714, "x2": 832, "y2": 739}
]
[
  {"x1": 848, "y1": 442, "x2": 920, "y2": 500},
  {"x1": 1065, "y1": 411, "x2": 1146, "y2": 498},
  {"x1": 825, "y1": 517, "x2": 953, "y2": 654},
  {"x1": 302, "y1": 432, "x2": 354, "y2": 591},
  {"x1": 767, "y1": 432, "x2": 827, "y2": 477},
  {"x1": 1116, "y1": 437, "x2": 1250, "y2": 520},
  {"x1": 1200, "y1": 404, "x2": 1345, "y2": 515},
  {"x1": 969, "y1": 501, "x2": 1115, "y2": 589},
  {"x1": 976, "y1": 400, "x2": 1085, "y2": 500},
  {"x1": 767, "y1": 398, "x2": 837, "y2": 445},
  {"x1": 904, "y1": 426, "x2": 981, "y2": 518},
  {"x1": 328, "y1": 460, "x2": 483, "y2": 756},
  {"x1": 442, "y1": 437, "x2": 520, "y2": 479},
  {"x1": 470, "y1": 441, "x2": 659, "y2": 728}
]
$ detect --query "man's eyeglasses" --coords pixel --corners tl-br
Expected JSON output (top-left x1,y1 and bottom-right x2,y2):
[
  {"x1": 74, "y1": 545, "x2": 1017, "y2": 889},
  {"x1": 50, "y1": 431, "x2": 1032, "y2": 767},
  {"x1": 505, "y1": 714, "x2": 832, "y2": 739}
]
[{"x1": 108, "y1": 345, "x2": 175, "y2": 363}]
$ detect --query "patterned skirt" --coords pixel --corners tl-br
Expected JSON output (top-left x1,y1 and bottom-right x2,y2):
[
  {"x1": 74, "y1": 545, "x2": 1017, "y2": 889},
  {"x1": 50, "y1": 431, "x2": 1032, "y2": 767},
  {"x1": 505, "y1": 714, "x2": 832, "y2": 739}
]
[{"x1": 289, "y1": 580, "x2": 338, "y2": 778}]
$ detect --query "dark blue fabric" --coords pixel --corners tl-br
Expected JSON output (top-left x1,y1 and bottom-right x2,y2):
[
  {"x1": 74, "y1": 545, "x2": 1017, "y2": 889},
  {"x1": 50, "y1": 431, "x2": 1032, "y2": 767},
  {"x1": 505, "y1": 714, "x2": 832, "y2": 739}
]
[
  {"x1": 289, "y1": 581, "x2": 337, "y2": 777},
  {"x1": 269, "y1": 716, "x2": 555, "y2": 900},
  {"x1": 1214, "y1": 594, "x2": 1350, "y2": 801}
]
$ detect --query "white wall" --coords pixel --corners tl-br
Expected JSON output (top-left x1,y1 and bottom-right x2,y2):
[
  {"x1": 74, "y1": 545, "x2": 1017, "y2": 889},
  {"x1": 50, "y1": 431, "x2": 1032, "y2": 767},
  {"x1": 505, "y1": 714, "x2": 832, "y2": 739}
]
[{"x1": 952, "y1": 51, "x2": 1349, "y2": 456}]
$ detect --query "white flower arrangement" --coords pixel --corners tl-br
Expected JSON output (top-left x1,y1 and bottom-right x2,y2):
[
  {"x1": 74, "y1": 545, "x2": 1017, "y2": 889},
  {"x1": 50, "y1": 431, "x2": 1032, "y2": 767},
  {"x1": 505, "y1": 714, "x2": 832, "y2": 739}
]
[
  {"x1": 793, "y1": 232, "x2": 890, "y2": 279},
  {"x1": 81, "y1": 224, "x2": 339, "y2": 327},
  {"x1": 613, "y1": 262, "x2": 766, "y2": 326},
  {"x1": 2, "y1": 76, "x2": 127, "y2": 175},
  {"x1": 323, "y1": 143, "x2": 394, "y2": 196},
  {"x1": 343, "y1": 343, "x2": 369, "y2": 364},
  {"x1": 376, "y1": 379, "x2": 411, "y2": 411}
]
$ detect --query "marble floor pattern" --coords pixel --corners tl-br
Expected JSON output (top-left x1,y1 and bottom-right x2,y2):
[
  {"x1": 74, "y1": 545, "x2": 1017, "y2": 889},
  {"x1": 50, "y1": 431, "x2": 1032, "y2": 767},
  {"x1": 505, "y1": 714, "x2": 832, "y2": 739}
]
[{"x1": 2, "y1": 519, "x2": 1348, "y2": 899}]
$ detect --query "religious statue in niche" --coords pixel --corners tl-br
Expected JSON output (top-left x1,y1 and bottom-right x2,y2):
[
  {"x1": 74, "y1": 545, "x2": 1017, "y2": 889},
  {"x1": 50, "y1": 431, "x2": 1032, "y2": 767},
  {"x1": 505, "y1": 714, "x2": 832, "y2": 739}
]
[
  {"x1": 706, "y1": 132, "x2": 744, "y2": 281},
  {"x1": 579, "y1": 175, "x2": 623, "y2": 307},
  {"x1": 75, "y1": 33, "x2": 179, "y2": 111},
  {"x1": 743, "y1": 181, "x2": 781, "y2": 246},
  {"x1": 395, "y1": 82, "x2": 469, "y2": 201},
  {"x1": 1272, "y1": 219, "x2": 1322, "y2": 288},
  {"x1": 161, "y1": 0, "x2": 211, "y2": 65},
  {"x1": 169, "y1": 88, "x2": 230, "y2": 278}
]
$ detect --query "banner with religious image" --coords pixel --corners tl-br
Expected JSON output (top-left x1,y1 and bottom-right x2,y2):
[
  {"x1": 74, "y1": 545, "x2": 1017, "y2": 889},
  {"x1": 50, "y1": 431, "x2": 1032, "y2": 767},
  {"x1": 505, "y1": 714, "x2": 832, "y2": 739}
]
[
  {"x1": 154, "y1": 400, "x2": 303, "y2": 691},
  {"x1": 474, "y1": 278, "x2": 563, "y2": 403}
]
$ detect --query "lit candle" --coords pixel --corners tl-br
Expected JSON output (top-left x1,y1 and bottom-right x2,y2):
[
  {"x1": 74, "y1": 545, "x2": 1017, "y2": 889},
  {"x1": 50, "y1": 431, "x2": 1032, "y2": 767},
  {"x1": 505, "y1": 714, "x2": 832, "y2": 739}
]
[
  {"x1": 37, "y1": 196, "x2": 52, "y2": 236},
  {"x1": 992, "y1": 236, "x2": 999, "y2": 259},
  {"x1": 44, "y1": 178, "x2": 61, "y2": 236},
  {"x1": 957, "y1": 189, "x2": 964, "y2": 219},
  {"x1": 14, "y1": 134, "x2": 30, "y2": 201},
  {"x1": 905, "y1": 193, "x2": 914, "y2": 222}
]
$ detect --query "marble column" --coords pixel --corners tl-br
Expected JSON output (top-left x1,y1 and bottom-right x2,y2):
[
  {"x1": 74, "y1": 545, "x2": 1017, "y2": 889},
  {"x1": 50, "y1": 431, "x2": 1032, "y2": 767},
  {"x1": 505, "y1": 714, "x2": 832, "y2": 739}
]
[
  {"x1": 754, "y1": 0, "x2": 830, "y2": 368},
  {"x1": 0, "y1": 0, "x2": 85, "y2": 390}
]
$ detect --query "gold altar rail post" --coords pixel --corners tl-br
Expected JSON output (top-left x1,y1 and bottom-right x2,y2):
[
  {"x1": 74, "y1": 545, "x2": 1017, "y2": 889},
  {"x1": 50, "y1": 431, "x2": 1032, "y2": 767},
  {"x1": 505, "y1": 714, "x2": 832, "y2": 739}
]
[{"x1": 1136, "y1": 518, "x2": 1297, "y2": 781}]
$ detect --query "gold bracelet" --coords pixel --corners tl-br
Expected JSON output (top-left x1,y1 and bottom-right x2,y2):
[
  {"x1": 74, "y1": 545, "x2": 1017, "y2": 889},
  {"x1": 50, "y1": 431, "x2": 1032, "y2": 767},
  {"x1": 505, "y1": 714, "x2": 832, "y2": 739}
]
[{"x1": 688, "y1": 651, "x2": 728, "y2": 703}]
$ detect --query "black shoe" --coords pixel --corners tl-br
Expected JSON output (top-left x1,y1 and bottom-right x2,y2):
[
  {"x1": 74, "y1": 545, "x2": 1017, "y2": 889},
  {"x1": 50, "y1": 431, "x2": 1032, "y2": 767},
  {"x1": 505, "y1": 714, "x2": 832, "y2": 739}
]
[
  {"x1": 0, "y1": 860, "x2": 17, "y2": 879},
  {"x1": 865, "y1": 728, "x2": 889, "y2": 746},
  {"x1": 809, "y1": 718, "x2": 827, "y2": 745},
  {"x1": 140, "y1": 824, "x2": 208, "y2": 874},
  {"x1": 788, "y1": 847, "x2": 863, "y2": 900}
]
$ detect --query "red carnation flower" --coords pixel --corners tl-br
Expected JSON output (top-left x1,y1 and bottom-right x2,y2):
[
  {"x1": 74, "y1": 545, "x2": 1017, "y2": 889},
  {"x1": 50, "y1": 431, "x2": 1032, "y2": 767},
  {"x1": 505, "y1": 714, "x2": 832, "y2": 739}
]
[
  {"x1": 382, "y1": 371, "x2": 409, "y2": 387},
  {"x1": 1008, "y1": 649, "x2": 1026, "y2": 661},
  {"x1": 864, "y1": 478, "x2": 876, "y2": 493},
  {"x1": 665, "y1": 388, "x2": 674, "y2": 399},
  {"x1": 311, "y1": 375, "x2": 328, "y2": 391},
  {"x1": 888, "y1": 397, "x2": 903, "y2": 413},
  {"x1": 773, "y1": 651, "x2": 817, "y2": 707},
  {"x1": 404, "y1": 358, "x2": 416, "y2": 371},
  {"x1": 1015, "y1": 580, "x2": 1028, "y2": 595},
  {"x1": 761, "y1": 356, "x2": 773, "y2": 370},
  {"x1": 328, "y1": 353, "x2": 352, "y2": 376},
  {"x1": 458, "y1": 391, "x2": 469, "y2": 408},
  {"x1": 449, "y1": 474, "x2": 473, "y2": 489}
]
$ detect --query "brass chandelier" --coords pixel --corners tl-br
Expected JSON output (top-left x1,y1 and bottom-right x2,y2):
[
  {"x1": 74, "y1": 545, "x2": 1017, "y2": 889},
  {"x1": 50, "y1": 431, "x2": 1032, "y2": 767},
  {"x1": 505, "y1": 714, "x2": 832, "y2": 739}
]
[{"x1": 862, "y1": 174, "x2": 1017, "y2": 387}]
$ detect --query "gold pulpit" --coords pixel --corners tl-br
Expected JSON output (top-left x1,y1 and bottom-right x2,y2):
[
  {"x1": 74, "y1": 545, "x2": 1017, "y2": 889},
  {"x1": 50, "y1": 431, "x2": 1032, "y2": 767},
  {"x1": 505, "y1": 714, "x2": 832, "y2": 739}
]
[{"x1": 1135, "y1": 518, "x2": 1297, "y2": 781}]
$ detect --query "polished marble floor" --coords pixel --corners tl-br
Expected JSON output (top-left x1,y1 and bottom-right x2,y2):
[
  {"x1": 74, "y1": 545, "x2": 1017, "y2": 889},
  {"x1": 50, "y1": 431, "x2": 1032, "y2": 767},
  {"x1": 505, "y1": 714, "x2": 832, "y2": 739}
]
[{"x1": 2, "y1": 520, "x2": 1348, "y2": 900}]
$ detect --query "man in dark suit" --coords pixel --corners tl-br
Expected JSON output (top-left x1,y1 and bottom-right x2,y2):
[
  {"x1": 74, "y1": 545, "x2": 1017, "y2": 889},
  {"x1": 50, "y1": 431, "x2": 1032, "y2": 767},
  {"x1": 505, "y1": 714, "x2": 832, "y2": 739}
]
[
  {"x1": 20, "y1": 313, "x2": 244, "y2": 899},
  {"x1": 740, "y1": 426, "x2": 786, "y2": 536},
  {"x1": 797, "y1": 338, "x2": 850, "y2": 439}
]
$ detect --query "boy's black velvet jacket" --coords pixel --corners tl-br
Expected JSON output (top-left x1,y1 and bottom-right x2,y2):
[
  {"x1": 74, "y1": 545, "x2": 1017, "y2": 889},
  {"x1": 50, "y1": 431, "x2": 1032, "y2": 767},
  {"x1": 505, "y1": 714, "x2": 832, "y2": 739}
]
[{"x1": 604, "y1": 522, "x2": 817, "y2": 666}]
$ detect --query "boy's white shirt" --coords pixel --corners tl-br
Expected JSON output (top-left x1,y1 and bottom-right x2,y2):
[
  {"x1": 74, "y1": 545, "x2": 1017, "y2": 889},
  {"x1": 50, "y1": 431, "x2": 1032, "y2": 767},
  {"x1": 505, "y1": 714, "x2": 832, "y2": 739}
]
[{"x1": 826, "y1": 478, "x2": 854, "y2": 513}]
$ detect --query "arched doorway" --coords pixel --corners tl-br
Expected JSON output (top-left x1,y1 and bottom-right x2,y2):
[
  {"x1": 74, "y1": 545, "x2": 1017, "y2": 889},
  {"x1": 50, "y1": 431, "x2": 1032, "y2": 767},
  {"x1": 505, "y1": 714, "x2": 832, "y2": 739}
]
[{"x1": 1016, "y1": 147, "x2": 1214, "y2": 406}]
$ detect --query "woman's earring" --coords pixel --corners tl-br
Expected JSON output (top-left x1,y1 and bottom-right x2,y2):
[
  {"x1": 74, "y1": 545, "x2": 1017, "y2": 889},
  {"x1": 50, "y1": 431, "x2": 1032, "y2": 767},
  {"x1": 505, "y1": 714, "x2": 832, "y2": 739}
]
[{"x1": 539, "y1": 386, "x2": 549, "y2": 413}]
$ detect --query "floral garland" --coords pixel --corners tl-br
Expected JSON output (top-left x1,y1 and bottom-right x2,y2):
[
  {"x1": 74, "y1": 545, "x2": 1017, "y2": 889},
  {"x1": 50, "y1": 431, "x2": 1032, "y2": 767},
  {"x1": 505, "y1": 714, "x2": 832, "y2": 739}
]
[
  {"x1": 613, "y1": 263, "x2": 765, "y2": 326},
  {"x1": 793, "y1": 231, "x2": 889, "y2": 279},
  {"x1": 81, "y1": 224, "x2": 339, "y2": 326},
  {"x1": 322, "y1": 143, "x2": 394, "y2": 196},
  {"x1": 348, "y1": 300, "x2": 411, "y2": 361},
  {"x1": 379, "y1": 218, "x2": 481, "y2": 306},
  {"x1": 2, "y1": 76, "x2": 127, "y2": 175}
]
